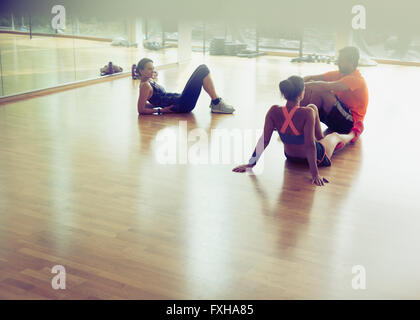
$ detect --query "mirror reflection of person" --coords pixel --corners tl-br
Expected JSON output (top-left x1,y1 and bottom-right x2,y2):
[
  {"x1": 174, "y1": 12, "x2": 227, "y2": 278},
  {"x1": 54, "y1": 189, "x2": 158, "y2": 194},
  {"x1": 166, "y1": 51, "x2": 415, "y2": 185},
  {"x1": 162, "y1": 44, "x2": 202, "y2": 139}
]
[
  {"x1": 136, "y1": 58, "x2": 235, "y2": 116},
  {"x1": 233, "y1": 76, "x2": 357, "y2": 186},
  {"x1": 100, "y1": 62, "x2": 123, "y2": 76},
  {"x1": 301, "y1": 46, "x2": 367, "y2": 140}
]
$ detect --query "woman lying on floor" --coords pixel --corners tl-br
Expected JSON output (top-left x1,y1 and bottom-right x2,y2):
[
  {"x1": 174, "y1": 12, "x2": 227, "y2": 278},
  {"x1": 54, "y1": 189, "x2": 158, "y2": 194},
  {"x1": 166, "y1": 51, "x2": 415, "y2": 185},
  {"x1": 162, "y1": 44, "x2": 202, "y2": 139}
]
[
  {"x1": 136, "y1": 58, "x2": 235, "y2": 115},
  {"x1": 232, "y1": 75, "x2": 361, "y2": 186}
]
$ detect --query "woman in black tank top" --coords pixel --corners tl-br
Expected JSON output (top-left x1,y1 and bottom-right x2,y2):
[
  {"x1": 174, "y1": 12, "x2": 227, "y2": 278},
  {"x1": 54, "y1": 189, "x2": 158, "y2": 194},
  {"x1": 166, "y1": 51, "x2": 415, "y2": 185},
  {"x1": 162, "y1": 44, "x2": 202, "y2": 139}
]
[{"x1": 136, "y1": 58, "x2": 235, "y2": 115}]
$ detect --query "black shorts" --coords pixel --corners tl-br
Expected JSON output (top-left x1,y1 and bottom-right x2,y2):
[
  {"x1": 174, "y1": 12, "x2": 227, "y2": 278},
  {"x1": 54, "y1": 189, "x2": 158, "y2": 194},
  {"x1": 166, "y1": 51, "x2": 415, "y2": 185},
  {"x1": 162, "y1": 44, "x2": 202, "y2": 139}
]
[
  {"x1": 285, "y1": 141, "x2": 331, "y2": 167},
  {"x1": 320, "y1": 96, "x2": 354, "y2": 134}
]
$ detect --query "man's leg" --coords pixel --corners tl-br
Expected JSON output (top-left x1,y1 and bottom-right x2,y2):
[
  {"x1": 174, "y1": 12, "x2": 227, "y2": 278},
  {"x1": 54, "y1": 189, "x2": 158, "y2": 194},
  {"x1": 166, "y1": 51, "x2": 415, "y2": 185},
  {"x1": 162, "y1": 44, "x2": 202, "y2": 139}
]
[
  {"x1": 305, "y1": 104, "x2": 324, "y2": 140},
  {"x1": 301, "y1": 82, "x2": 353, "y2": 132},
  {"x1": 301, "y1": 82, "x2": 338, "y2": 114},
  {"x1": 319, "y1": 131, "x2": 356, "y2": 159}
]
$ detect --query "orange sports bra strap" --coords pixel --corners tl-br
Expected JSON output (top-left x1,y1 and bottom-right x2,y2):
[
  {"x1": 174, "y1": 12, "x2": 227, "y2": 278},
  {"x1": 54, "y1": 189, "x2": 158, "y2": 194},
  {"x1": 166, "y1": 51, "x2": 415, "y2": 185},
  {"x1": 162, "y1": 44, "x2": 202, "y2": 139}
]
[{"x1": 279, "y1": 106, "x2": 300, "y2": 135}]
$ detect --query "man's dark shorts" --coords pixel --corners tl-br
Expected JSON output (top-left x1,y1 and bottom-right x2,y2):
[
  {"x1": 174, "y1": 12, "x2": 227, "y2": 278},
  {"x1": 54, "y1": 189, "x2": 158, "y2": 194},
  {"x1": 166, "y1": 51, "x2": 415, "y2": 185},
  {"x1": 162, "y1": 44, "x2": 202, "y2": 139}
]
[{"x1": 320, "y1": 96, "x2": 354, "y2": 134}]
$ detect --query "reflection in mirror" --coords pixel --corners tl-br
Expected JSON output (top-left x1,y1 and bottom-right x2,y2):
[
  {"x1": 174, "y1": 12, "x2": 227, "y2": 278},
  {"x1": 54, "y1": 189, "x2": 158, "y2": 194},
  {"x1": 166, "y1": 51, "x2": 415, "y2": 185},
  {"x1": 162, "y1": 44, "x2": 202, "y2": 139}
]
[{"x1": 0, "y1": 10, "x2": 179, "y2": 97}]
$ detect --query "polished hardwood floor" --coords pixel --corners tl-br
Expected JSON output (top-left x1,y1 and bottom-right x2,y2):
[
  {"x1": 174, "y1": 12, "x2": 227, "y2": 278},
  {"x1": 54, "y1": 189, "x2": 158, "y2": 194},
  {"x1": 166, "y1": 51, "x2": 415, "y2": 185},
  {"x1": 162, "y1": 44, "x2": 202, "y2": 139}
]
[{"x1": 1, "y1": 54, "x2": 420, "y2": 299}]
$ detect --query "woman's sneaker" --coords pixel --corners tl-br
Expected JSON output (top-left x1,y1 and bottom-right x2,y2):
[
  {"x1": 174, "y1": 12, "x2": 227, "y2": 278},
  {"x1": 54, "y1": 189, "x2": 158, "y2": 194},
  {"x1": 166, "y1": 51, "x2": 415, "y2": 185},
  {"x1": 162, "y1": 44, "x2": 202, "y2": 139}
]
[{"x1": 210, "y1": 98, "x2": 235, "y2": 114}]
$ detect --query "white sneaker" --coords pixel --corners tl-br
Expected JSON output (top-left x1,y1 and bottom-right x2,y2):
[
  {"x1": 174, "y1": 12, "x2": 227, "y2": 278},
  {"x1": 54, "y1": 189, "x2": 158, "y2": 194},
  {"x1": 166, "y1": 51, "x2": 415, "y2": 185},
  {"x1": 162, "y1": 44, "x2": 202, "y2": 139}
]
[{"x1": 210, "y1": 98, "x2": 235, "y2": 114}]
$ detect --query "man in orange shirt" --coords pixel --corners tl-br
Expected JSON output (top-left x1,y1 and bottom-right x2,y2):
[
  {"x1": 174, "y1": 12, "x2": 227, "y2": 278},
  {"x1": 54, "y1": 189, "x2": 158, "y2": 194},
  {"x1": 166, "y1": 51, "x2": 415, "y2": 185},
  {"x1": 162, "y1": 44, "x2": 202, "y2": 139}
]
[{"x1": 300, "y1": 46, "x2": 368, "y2": 142}]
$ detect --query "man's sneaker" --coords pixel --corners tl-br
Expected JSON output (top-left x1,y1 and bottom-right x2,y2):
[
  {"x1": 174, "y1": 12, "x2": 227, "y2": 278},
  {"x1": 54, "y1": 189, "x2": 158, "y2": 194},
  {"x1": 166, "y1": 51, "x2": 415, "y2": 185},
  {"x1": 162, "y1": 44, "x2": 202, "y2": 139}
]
[
  {"x1": 334, "y1": 142, "x2": 345, "y2": 152},
  {"x1": 350, "y1": 121, "x2": 364, "y2": 143},
  {"x1": 210, "y1": 98, "x2": 235, "y2": 114}
]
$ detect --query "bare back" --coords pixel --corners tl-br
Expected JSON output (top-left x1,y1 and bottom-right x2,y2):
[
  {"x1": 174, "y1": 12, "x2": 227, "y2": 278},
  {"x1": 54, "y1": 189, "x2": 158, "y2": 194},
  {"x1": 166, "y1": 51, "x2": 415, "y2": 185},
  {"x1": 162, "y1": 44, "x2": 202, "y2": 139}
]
[{"x1": 266, "y1": 105, "x2": 315, "y2": 158}]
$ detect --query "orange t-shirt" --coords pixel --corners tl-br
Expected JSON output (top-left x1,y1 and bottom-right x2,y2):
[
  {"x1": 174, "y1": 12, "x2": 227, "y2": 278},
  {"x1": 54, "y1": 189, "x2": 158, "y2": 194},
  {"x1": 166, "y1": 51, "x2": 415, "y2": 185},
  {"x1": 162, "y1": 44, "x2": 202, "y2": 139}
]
[{"x1": 323, "y1": 69, "x2": 369, "y2": 124}]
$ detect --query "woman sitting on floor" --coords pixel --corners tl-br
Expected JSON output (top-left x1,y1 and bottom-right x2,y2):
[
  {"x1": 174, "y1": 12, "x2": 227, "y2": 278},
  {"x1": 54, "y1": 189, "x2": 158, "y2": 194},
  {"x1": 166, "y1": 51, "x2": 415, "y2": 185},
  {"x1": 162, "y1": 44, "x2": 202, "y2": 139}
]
[{"x1": 232, "y1": 75, "x2": 360, "y2": 186}]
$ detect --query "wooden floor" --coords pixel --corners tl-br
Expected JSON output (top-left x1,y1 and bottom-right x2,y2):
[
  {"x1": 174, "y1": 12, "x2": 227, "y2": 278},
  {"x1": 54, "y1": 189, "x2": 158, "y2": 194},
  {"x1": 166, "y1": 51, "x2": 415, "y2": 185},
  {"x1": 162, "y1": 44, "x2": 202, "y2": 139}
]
[{"x1": 1, "y1": 54, "x2": 420, "y2": 299}]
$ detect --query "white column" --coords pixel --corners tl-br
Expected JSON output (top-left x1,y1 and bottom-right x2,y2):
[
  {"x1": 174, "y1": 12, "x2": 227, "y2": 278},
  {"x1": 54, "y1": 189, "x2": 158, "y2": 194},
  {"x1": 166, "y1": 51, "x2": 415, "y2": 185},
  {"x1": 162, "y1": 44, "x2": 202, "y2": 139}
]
[
  {"x1": 177, "y1": 21, "x2": 192, "y2": 63},
  {"x1": 335, "y1": 26, "x2": 352, "y2": 56},
  {"x1": 135, "y1": 19, "x2": 144, "y2": 44},
  {"x1": 75, "y1": 17, "x2": 80, "y2": 35},
  {"x1": 127, "y1": 18, "x2": 144, "y2": 45}
]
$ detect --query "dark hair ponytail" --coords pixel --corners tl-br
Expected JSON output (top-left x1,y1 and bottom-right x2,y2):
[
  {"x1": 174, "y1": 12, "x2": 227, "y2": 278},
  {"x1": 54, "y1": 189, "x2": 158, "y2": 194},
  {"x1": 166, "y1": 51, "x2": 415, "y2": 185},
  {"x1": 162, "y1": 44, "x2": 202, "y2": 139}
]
[{"x1": 279, "y1": 75, "x2": 304, "y2": 101}]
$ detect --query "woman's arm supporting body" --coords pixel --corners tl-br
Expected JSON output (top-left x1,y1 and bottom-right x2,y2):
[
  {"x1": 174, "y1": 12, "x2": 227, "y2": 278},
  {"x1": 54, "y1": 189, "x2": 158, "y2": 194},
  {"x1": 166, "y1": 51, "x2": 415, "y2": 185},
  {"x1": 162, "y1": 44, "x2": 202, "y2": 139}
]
[
  {"x1": 232, "y1": 107, "x2": 276, "y2": 172},
  {"x1": 302, "y1": 108, "x2": 327, "y2": 186},
  {"x1": 137, "y1": 82, "x2": 175, "y2": 115}
]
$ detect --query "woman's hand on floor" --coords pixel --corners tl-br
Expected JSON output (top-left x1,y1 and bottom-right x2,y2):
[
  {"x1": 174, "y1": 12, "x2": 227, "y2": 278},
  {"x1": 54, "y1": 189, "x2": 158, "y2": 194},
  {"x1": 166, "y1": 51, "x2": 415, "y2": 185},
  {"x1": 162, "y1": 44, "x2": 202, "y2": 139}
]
[
  {"x1": 311, "y1": 175, "x2": 329, "y2": 186},
  {"x1": 232, "y1": 164, "x2": 254, "y2": 173},
  {"x1": 161, "y1": 105, "x2": 175, "y2": 114}
]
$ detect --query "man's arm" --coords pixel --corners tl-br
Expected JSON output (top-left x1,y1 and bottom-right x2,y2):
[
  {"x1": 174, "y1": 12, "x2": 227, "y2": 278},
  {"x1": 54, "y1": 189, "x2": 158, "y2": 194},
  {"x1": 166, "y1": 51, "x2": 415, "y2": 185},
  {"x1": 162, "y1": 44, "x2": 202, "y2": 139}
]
[
  {"x1": 304, "y1": 74, "x2": 326, "y2": 82},
  {"x1": 307, "y1": 80, "x2": 349, "y2": 92}
]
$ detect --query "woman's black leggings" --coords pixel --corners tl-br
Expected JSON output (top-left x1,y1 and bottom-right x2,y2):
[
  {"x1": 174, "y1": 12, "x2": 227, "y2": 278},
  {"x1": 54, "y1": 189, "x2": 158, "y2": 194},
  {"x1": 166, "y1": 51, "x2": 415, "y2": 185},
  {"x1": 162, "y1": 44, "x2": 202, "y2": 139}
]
[{"x1": 172, "y1": 64, "x2": 210, "y2": 113}]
